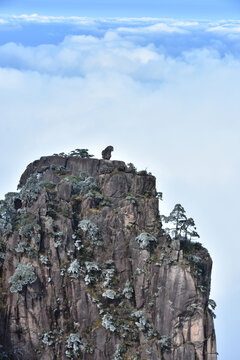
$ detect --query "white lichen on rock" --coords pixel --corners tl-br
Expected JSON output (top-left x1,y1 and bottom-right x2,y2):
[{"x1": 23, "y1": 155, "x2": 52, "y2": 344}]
[
  {"x1": 39, "y1": 255, "x2": 49, "y2": 265},
  {"x1": 65, "y1": 333, "x2": 82, "y2": 358},
  {"x1": 18, "y1": 215, "x2": 41, "y2": 243},
  {"x1": 112, "y1": 344, "x2": 123, "y2": 360},
  {"x1": 85, "y1": 261, "x2": 100, "y2": 272},
  {"x1": 53, "y1": 231, "x2": 63, "y2": 248},
  {"x1": 102, "y1": 314, "x2": 116, "y2": 332},
  {"x1": 15, "y1": 241, "x2": 27, "y2": 253},
  {"x1": 67, "y1": 260, "x2": 82, "y2": 279},
  {"x1": 103, "y1": 267, "x2": 115, "y2": 287},
  {"x1": 122, "y1": 280, "x2": 134, "y2": 299},
  {"x1": 132, "y1": 311, "x2": 150, "y2": 332},
  {"x1": 102, "y1": 289, "x2": 117, "y2": 299},
  {"x1": 41, "y1": 331, "x2": 54, "y2": 346},
  {"x1": 0, "y1": 236, "x2": 5, "y2": 260},
  {"x1": 72, "y1": 233, "x2": 84, "y2": 250},
  {"x1": 156, "y1": 335, "x2": 171, "y2": 350},
  {"x1": 84, "y1": 261, "x2": 100, "y2": 285},
  {"x1": 135, "y1": 232, "x2": 157, "y2": 250},
  {"x1": 8, "y1": 263, "x2": 37, "y2": 293},
  {"x1": 125, "y1": 195, "x2": 137, "y2": 205},
  {"x1": 78, "y1": 219, "x2": 101, "y2": 245}
]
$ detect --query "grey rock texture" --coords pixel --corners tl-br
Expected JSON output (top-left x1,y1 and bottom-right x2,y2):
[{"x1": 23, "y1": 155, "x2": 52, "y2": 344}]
[
  {"x1": 0, "y1": 155, "x2": 217, "y2": 360},
  {"x1": 101, "y1": 146, "x2": 114, "y2": 160}
]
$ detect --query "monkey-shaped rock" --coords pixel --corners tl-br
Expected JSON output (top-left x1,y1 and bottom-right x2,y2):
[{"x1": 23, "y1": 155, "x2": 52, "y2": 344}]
[{"x1": 102, "y1": 145, "x2": 114, "y2": 160}]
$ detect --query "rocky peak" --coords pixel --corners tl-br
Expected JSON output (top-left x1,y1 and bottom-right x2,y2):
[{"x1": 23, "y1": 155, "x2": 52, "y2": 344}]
[{"x1": 0, "y1": 154, "x2": 217, "y2": 360}]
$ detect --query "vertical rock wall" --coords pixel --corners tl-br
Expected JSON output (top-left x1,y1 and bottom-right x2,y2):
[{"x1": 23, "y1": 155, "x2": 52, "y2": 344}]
[{"x1": 0, "y1": 156, "x2": 217, "y2": 360}]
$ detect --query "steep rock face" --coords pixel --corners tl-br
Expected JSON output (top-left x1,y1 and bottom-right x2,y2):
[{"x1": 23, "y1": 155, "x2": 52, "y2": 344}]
[{"x1": 0, "y1": 156, "x2": 217, "y2": 360}]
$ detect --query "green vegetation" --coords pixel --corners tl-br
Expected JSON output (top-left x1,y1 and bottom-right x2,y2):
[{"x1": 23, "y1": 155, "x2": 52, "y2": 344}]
[
  {"x1": 137, "y1": 170, "x2": 148, "y2": 176},
  {"x1": 179, "y1": 239, "x2": 202, "y2": 254},
  {"x1": 19, "y1": 175, "x2": 42, "y2": 204},
  {"x1": 39, "y1": 255, "x2": 49, "y2": 265},
  {"x1": 41, "y1": 331, "x2": 54, "y2": 346},
  {"x1": 53, "y1": 148, "x2": 94, "y2": 158},
  {"x1": 161, "y1": 203, "x2": 199, "y2": 241},
  {"x1": 84, "y1": 261, "x2": 101, "y2": 285},
  {"x1": 50, "y1": 164, "x2": 70, "y2": 175},
  {"x1": 126, "y1": 163, "x2": 137, "y2": 173},
  {"x1": 78, "y1": 219, "x2": 101, "y2": 246},
  {"x1": 156, "y1": 192, "x2": 163, "y2": 200},
  {"x1": 0, "y1": 192, "x2": 19, "y2": 236},
  {"x1": 208, "y1": 299, "x2": 217, "y2": 318},
  {"x1": 102, "y1": 314, "x2": 117, "y2": 332},
  {"x1": 65, "y1": 333, "x2": 82, "y2": 358},
  {"x1": 112, "y1": 344, "x2": 123, "y2": 360},
  {"x1": 8, "y1": 263, "x2": 37, "y2": 293},
  {"x1": 135, "y1": 232, "x2": 157, "y2": 251},
  {"x1": 18, "y1": 213, "x2": 41, "y2": 243},
  {"x1": 122, "y1": 280, "x2": 134, "y2": 300},
  {"x1": 125, "y1": 195, "x2": 137, "y2": 205},
  {"x1": 0, "y1": 236, "x2": 6, "y2": 260},
  {"x1": 61, "y1": 174, "x2": 110, "y2": 208},
  {"x1": 67, "y1": 260, "x2": 82, "y2": 279}
]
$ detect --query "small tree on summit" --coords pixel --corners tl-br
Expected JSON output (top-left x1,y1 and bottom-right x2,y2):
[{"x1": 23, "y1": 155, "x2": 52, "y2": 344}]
[
  {"x1": 53, "y1": 148, "x2": 94, "y2": 158},
  {"x1": 161, "y1": 203, "x2": 199, "y2": 241},
  {"x1": 69, "y1": 149, "x2": 94, "y2": 158}
]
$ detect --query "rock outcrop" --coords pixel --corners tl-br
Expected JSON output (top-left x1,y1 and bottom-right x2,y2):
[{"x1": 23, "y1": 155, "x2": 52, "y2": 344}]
[
  {"x1": 101, "y1": 146, "x2": 114, "y2": 160},
  {"x1": 0, "y1": 155, "x2": 217, "y2": 360}
]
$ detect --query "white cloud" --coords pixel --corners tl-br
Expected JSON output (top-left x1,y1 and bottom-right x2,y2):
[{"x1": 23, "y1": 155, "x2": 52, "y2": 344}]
[
  {"x1": 117, "y1": 22, "x2": 188, "y2": 34},
  {"x1": 0, "y1": 14, "x2": 237, "y2": 32},
  {"x1": 0, "y1": 20, "x2": 240, "y2": 360},
  {"x1": 206, "y1": 19, "x2": 240, "y2": 33},
  {"x1": 0, "y1": 30, "x2": 239, "y2": 186},
  {"x1": 0, "y1": 14, "x2": 194, "y2": 26},
  {"x1": 0, "y1": 19, "x2": 8, "y2": 24},
  {"x1": 171, "y1": 20, "x2": 199, "y2": 26},
  {"x1": 10, "y1": 13, "x2": 96, "y2": 24},
  {"x1": 207, "y1": 25, "x2": 240, "y2": 33}
]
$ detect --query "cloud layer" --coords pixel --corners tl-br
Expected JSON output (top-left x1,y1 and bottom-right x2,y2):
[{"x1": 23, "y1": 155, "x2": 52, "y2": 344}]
[{"x1": 0, "y1": 16, "x2": 239, "y2": 359}]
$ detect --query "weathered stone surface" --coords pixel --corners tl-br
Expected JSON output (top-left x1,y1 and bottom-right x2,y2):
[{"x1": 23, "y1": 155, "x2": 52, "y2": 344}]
[
  {"x1": 101, "y1": 146, "x2": 114, "y2": 160},
  {"x1": 0, "y1": 155, "x2": 217, "y2": 359}
]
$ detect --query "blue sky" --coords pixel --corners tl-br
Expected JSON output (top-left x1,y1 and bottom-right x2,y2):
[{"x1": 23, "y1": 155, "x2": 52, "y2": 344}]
[
  {"x1": 0, "y1": 3, "x2": 240, "y2": 360},
  {"x1": 1, "y1": 0, "x2": 240, "y2": 18}
]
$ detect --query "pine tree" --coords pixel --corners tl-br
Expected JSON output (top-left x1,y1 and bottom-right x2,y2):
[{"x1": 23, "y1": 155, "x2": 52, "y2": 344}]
[
  {"x1": 69, "y1": 149, "x2": 93, "y2": 158},
  {"x1": 180, "y1": 217, "x2": 199, "y2": 241},
  {"x1": 161, "y1": 203, "x2": 199, "y2": 241}
]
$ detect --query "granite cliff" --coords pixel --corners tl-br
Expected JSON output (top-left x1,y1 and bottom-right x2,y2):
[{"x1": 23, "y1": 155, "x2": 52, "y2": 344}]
[{"x1": 0, "y1": 153, "x2": 217, "y2": 360}]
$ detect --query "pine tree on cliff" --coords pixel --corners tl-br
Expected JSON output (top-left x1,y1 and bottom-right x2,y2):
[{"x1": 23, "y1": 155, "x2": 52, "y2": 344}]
[{"x1": 161, "y1": 203, "x2": 199, "y2": 241}]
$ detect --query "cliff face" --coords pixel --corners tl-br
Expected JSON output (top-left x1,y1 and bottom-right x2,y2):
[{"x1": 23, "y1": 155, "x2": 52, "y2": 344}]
[{"x1": 0, "y1": 155, "x2": 217, "y2": 360}]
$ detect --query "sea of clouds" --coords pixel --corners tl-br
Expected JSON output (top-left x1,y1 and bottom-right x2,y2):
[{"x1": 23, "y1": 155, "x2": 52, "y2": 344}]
[
  {"x1": 0, "y1": 16, "x2": 239, "y2": 184},
  {"x1": 0, "y1": 15, "x2": 240, "y2": 359}
]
